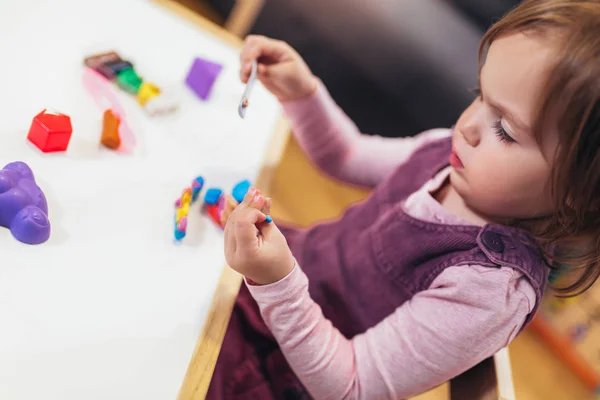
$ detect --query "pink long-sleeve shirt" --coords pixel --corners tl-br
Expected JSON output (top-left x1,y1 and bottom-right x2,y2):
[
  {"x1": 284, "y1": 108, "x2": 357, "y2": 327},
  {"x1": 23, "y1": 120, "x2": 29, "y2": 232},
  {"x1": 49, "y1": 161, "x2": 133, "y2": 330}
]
[{"x1": 246, "y1": 81, "x2": 536, "y2": 399}]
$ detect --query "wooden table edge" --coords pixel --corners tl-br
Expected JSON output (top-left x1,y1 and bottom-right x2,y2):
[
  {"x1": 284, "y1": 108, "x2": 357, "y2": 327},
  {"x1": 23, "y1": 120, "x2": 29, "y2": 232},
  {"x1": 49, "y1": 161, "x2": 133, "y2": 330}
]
[
  {"x1": 176, "y1": 116, "x2": 291, "y2": 400},
  {"x1": 151, "y1": 2, "x2": 291, "y2": 398}
]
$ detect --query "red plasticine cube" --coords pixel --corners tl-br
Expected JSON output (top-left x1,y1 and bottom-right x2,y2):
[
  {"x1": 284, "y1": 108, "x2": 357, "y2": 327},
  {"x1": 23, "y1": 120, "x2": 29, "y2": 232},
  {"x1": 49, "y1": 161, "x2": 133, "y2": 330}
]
[{"x1": 27, "y1": 109, "x2": 73, "y2": 153}]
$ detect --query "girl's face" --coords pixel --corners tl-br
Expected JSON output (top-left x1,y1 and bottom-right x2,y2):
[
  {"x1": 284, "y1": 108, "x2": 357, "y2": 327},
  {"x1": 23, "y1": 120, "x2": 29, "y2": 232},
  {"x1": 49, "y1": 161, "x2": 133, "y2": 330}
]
[{"x1": 450, "y1": 31, "x2": 560, "y2": 221}]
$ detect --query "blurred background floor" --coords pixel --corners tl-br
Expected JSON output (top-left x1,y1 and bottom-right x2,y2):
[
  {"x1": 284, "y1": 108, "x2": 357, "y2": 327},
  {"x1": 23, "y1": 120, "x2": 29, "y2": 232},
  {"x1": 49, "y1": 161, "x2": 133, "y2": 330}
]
[{"x1": 173, "y1": 1, "x2": 597, "y2": 398}]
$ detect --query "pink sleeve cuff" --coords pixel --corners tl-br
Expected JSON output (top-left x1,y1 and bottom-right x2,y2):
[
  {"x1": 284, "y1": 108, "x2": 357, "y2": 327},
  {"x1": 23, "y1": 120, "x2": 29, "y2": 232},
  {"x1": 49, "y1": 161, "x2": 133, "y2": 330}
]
[{"x1": 244, "y1": 261, "x2": 308, "y2": 305}]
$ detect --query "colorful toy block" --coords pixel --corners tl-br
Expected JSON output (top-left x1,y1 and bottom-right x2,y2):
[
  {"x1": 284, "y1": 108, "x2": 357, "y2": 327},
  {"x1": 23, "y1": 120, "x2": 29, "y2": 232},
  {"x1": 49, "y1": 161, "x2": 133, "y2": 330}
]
[
  {"x1": 27, "y1": 109, "x2": 72, "y2": 153},
  {"x1": 185, "y1": 57, "x2": 223, "y2": 100}
]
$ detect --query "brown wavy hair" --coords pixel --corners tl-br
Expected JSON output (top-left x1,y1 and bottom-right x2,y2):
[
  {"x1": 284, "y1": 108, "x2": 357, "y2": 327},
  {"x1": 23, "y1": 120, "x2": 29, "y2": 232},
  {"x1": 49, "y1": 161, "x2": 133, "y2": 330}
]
[{"x1": 479, "y1": 0, "x2": 600, "y2": 296}]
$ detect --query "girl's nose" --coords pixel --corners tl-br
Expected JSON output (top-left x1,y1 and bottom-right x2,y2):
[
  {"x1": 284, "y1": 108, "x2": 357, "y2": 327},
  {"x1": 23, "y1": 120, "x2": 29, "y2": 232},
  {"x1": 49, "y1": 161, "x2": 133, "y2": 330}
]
[
  {"x1": 461, "y1": 108, "x2": 482, "y2": 147},
  {"x1": 462, "y1": 123, "x2": 480, "y2": 147}
]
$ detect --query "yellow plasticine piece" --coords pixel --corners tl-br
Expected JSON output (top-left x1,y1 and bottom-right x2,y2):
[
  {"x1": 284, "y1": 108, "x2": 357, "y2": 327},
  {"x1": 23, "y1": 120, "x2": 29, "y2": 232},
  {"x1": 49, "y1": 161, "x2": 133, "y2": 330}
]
[
  {"x1": 176, "y1": 203, "x2": 190, "y2": 223},
  {"x1": 175, "y1": 208, "x2": 184, "y2": 223},
  {"x1": 181, "y1": 203, "x2": 190, "y2": 215},
  {"x1": 181, "y1": 191, "x2": 192, "y2": 206},
  {"x1": 137, "y1": 82, "x2": 161, "y2": 106}
]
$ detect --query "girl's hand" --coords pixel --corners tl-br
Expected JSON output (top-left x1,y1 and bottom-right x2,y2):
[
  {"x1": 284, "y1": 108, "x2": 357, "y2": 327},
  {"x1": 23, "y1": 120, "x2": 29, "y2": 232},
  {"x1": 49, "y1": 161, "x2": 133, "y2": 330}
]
[
  {"x1": 240, "y1": 35, "x2": 318, "y2": 102},
  {"x1": 224, "y1": 187, "x2": 295, "y2": 285},
  {"x1": 220, "y1": 194, "x2": 239, "y2": 227}
]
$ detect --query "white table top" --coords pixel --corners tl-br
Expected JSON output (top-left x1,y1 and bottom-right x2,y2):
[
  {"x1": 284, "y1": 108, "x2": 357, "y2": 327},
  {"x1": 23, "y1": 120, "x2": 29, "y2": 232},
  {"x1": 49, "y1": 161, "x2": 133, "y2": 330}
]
[{"x1": 0, "y1": 1, "x2": 282, "y2": 399}]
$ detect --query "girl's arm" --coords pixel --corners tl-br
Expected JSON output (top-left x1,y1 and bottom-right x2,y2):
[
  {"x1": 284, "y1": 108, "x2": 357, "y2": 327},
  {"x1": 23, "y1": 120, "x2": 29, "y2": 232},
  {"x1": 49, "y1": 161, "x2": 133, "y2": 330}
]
[
  {"x1": 281, "y1": 81, "x2": 451, "y2": 188},
  {"x1": 246, "y1": 262, "x2": 535, "y2": 400}
]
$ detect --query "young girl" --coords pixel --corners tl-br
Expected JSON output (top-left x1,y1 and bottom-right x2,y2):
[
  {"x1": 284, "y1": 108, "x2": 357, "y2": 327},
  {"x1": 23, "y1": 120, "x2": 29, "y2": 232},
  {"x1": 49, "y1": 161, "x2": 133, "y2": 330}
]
[{"x1": 209, "y1": 0, "x2": 600, "y2": 398}]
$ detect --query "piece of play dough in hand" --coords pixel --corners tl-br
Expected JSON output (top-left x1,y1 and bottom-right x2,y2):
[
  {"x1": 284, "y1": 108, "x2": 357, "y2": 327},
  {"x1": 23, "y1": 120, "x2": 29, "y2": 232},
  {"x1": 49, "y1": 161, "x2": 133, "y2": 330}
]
[{"x1": 0, "y1": 161, "x2": 50, "y2": 244}]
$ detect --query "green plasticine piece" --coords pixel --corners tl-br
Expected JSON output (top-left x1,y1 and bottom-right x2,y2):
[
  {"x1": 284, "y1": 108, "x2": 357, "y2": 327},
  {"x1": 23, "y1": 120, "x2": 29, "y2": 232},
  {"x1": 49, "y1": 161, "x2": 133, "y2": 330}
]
[{"x1": 116, "y1": 67, "x2": 143, "y2": 94}]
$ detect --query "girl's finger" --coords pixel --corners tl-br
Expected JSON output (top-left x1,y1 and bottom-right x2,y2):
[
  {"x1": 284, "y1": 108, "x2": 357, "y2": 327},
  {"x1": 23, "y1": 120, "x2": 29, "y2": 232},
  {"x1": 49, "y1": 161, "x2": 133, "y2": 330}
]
[
  {"x1": 239, "y1": 186, "x2": 258, "y2": 208},
  {"x1": 248, "y1": 191, "x2": 266, "y2": 211},
  {"x1": 261, "y1": 197, "x2": 272, "y2": 216},
  {"x1": 234, "y1": 208, "x2": 268, "y2": 251},
  {"x1": 226, "y1": 194, "x2": 239, "y2": 209},
  {"x1": 223, "y1": 210, "x2": 237, "y2": 260},
  {"x1": 261, "y1": 197, "x2": 273, "y2": 224}
]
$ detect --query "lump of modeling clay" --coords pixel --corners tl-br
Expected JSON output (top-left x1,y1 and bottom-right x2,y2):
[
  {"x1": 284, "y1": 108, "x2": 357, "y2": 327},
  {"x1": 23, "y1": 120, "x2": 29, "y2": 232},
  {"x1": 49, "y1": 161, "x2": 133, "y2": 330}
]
[
  {"x1": 185, "y1": 57, "x2": 223, "y2": 101},
  {"x1": 101, "y1": 109, "x2": 121, "y2": 149},
  {"x1": 0, "y1": 161, "x2": 50, "y2": 244}
]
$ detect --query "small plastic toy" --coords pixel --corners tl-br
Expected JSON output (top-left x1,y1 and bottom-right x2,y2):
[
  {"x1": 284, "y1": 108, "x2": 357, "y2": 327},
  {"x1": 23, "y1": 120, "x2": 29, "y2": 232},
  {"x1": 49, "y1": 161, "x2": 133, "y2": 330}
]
[
  {"x1": 27, "y1": 109, "x2": 72, "y2": 153},
  {"x1": 100, "y1": 109, "x2": 121, "y2": 150},
  {"x1": 0, "y1": 161, "x2": 51, "y2": 244},
  {"x1": 174, "y1": 176, "x2": 204, "y2": 241},
  {"x1": 185, "y1": 57, "x2": 223, "y2": 101}
]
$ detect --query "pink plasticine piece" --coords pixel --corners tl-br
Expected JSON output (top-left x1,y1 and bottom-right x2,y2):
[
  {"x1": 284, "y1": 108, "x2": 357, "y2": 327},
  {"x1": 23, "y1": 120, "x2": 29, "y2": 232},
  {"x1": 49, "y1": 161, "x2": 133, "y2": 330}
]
[
  {"x1": 178, "y1": 216, "x2": 188, "y2": 231},
  {"x1": 174, "y1": 198, "x2": 182, "y2": 207}
]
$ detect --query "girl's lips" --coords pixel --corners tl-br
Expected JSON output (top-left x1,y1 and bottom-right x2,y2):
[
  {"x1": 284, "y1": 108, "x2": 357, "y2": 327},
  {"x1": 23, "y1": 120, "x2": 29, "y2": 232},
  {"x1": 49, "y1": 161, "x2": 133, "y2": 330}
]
[{"x1": 450, "y1": 148, "x2": 464, "y2": 168}]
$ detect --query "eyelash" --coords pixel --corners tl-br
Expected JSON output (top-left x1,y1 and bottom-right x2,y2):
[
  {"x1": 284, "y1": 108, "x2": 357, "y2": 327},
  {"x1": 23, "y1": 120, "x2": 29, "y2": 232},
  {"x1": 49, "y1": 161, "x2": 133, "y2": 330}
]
[
  {"x1": 492, "y1": 120, "x2": 515, "y2": 143},
  {"x1": 469, "y1": 86, "x2": 515, "y2": 143}
]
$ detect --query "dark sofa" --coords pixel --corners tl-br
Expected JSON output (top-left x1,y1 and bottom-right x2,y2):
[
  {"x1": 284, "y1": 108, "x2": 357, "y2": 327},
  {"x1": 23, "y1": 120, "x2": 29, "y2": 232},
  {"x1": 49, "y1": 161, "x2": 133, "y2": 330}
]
[{"x1": 206, "y1": 0, "x2": 521, "y2": 138}]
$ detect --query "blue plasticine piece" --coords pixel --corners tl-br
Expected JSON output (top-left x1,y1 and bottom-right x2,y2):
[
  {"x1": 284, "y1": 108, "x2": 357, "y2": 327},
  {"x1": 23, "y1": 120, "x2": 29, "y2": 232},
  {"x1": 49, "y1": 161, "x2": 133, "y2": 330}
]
[
  {"x1": 204, "y1": 187, "x2": 223, "y2": 205},
  {"x1": 232, "y1": 179, "x2": 251, "y2": 203},
  {"x1": 265, "y1": 215, "x2": 273, "y2": 223},
  {"x1": 174, "y1": 218, "x2": 186, "y2": 241},
  {"x1": 174, "y1": 229, "x2": 186, "y2": 240},
  {"x1": 192, "y1": 188, "x2": 201, "y2": 202},
  {"x1": 191, "y1": 176, "x2": 204, "y2": 202}
]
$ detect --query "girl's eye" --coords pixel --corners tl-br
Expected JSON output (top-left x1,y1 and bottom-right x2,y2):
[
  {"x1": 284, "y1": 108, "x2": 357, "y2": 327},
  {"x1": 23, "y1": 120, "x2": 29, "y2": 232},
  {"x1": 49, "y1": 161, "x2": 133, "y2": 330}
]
[{"x1": 492, "y1": 120, "x2": 515, "y2": 143}]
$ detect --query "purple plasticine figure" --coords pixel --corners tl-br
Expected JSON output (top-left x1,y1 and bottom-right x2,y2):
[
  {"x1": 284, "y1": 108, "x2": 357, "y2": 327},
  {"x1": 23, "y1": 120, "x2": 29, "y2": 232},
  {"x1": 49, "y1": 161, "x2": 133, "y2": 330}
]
[
  {"x1": 185, "y1": 57, "x2": 223, "y2": 100},
  {"x1": 0, "y1": 161, "x2": 51, "y2": 244}
]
